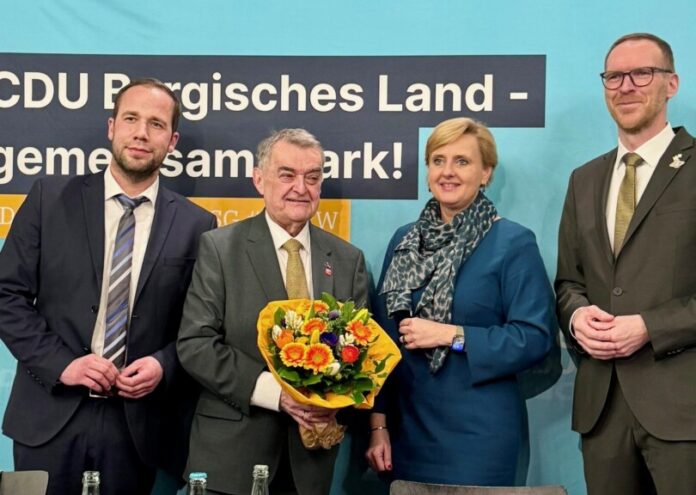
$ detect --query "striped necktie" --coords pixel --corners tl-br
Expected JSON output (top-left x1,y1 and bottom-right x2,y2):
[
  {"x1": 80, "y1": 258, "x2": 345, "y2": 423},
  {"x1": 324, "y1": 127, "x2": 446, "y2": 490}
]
[
  {"x1": 614, "y1": 152, "x2": 643, "y2": 256},
  {"x1": 103, "y1": 194, "x2": 149, "y2": 369},
  {"x1": 282, "y1": 239, "x2": 310, "y2": 299}
]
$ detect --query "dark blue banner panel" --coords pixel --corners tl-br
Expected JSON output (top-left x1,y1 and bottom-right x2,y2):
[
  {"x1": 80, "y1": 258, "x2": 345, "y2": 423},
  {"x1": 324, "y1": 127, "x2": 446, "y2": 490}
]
[{"x1": 0, "y1": 54, "x2": 545, "y2": 198}]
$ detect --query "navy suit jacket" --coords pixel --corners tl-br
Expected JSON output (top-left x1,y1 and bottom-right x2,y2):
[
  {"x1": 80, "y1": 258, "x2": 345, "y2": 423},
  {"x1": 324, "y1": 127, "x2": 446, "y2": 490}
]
[{"x1": 0, "y1": 171, "x2": 216, "y2": 476}]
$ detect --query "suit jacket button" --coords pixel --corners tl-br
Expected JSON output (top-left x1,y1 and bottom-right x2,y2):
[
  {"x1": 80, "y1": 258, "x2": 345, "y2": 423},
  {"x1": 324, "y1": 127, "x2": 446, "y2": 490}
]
[{"x1": 612, "y1": 287, "x2": 623, "y2": 296}]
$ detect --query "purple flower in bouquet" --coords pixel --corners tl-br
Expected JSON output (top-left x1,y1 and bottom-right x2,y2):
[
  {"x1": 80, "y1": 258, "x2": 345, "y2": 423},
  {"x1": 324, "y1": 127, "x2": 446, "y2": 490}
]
[{"x1": 320, "y1": 332, "x2": 339, "y2": 347}]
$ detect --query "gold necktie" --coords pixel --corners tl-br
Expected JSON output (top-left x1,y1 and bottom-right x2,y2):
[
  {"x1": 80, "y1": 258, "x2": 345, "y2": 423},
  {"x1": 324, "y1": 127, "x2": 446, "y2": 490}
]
[
  {"x1": 282, "y1": 239, "x2": 310, "y2": 299},
  {"x1": 614, "y1": 152, "x2": 643, "y2": 255}
]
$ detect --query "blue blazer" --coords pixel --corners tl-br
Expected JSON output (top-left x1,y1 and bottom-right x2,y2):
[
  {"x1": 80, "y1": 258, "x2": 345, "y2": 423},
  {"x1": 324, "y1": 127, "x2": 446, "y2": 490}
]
[
  {"x1": 374, "y1": 218, "x2": 556, "y2": 486},
  {"x1": 0, "y1": 172, "x2": 216, "y2": 477}
]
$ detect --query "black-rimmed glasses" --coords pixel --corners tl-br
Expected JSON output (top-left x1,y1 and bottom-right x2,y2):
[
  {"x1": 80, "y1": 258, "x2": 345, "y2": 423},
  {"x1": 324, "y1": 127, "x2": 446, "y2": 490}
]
[{"x1": 600, "y1": 66, "x2": 673, "y2": 89}]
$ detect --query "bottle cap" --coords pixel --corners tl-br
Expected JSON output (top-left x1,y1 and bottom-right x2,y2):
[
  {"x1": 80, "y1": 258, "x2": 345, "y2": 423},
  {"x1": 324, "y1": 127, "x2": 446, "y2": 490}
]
[
  {"x1": 82, "y1": 471, "x2": 100, "y2": 484},
  {"x1": 253, "y1": 465, "x2": 269, "y2": 477}
]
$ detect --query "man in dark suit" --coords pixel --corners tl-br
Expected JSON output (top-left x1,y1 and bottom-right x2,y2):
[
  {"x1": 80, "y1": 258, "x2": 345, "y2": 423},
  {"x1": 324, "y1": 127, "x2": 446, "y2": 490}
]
[
  {"x1": 0, "y1": 78, "x2": 217, "y2": 495},
  {"x1": 556, "y1": 33, "x2": 696, "y2": 495},
  {"x1": 177, "y1": 128, "x2": 368, "y2": 495}
]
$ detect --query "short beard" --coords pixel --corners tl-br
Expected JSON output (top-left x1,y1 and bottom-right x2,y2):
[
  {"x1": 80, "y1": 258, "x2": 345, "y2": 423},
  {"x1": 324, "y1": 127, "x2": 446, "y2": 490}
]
[
  {"x1": 613, "y1": 109, "x2": 663, "y2": 137},
  {"x1": 112, "y1": 151, "x2": 162, "y2": 183},
  {"x1": 609, "y1": 86, "x2": 668, "y2": 137},
  {"x1": 616, "y1": 115, "x2": 651, "y2": 135}
]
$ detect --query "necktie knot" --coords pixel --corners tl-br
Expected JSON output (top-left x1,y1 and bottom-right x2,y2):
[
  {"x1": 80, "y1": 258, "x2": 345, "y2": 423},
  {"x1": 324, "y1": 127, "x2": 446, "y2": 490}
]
[
  {"x1": 623, "y1": 152, "x2": 643, "y2": 169},
  {"x1": 282, "y1": 238, "x2": 303, "y2": 254},
  {"x1": 116, "y1": 194, "x2": 149, "y2": 213}
]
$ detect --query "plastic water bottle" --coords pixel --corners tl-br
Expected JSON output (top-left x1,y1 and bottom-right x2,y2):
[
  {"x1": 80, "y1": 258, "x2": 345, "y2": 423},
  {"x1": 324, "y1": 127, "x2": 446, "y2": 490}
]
[
  {"x1": 188, "y1": 472, "x2": 208, "y2": 494},
  {"x1": 250, "y1": 465, "x2": 269, "y2": 495},
  {"x1": 81, "y1": 471, "x2": 100, "y2": 495}
]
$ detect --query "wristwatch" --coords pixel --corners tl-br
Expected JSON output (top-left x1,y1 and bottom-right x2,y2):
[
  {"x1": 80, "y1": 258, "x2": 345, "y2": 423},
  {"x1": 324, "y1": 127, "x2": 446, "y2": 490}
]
[{"x1": 451, "y1": 325, "x2": 465, "y2": 353}]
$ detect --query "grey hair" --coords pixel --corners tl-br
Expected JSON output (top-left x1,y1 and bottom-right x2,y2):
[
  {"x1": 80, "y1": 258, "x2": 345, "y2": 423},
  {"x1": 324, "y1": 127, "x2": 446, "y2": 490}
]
[{"x1": 255, "y1": 128, "x2": 324, "y2": 169}]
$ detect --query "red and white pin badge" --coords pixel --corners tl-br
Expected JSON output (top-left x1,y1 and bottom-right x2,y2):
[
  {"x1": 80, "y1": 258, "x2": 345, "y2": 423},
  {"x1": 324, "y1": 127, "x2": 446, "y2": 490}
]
[{"x1": 324, "y1": 262, "x2": 333, "y2": 277}]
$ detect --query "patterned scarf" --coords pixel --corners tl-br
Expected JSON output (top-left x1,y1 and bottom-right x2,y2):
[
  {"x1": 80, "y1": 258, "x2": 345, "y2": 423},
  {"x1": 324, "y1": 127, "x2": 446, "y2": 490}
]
[{"x1": 380, "y1": 191, "x2": 497, "y2": 373}]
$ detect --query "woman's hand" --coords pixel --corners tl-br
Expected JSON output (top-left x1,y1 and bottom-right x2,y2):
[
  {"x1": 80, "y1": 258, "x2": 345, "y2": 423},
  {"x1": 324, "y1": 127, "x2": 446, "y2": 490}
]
[
  {"x1": 398, "y1": 318, "x2": 457, "y2": 350},
  {"x1": 366, "y1": 429, "x2": 392, "y2": 472}
]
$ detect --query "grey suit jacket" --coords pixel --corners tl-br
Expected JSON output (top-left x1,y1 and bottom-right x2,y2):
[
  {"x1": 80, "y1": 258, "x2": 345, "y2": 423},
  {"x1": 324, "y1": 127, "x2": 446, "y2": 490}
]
[
  {"x1": 177, "y1": 212, "x2": 368, "y2": 495},
  {"x1": 555, "y1": 127, "x2": 696, "y2": 440}
]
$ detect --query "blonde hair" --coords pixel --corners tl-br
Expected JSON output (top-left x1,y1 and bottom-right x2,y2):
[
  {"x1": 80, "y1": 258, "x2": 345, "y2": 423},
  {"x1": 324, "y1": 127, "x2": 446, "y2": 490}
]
[{"x1": 425, "y1": 118, "x2": 498, "y2": 184}]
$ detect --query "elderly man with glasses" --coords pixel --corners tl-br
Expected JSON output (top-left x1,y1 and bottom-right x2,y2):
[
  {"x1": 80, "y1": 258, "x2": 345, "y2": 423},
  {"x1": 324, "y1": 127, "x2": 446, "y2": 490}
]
[{"x1": 555, "y1": 33, "x2": 696, "y2": 495}]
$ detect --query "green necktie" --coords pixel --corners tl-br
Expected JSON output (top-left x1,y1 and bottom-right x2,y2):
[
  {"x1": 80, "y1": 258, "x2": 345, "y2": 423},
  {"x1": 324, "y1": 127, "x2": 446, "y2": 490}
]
[
  {"x1": 282, "y1": 239, "x2": 310, "y2": 299},
  {"x1": 614, "y1": 152, "x2": 643, "y2": 255}
]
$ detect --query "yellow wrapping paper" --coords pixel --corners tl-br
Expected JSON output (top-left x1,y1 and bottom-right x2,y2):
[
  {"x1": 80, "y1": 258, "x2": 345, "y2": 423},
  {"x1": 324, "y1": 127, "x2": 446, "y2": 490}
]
[
  {"x1": 257, "y1": 299, "x2": 401, "y2": 409},
  {"x1": 257, "y1": 299, "x2": 401, "y2": 449}
]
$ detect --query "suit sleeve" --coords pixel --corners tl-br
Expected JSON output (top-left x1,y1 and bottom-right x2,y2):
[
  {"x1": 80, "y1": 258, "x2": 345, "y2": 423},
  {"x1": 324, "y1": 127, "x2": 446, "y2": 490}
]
[
  {"x1": 151, "y1": 212, "x2": 218, "y2": 389},
  {"x1": 0, "y1": 180, "x2": 76, "y2": 391},
  {"x1": 351, "y1": 250, "x2": 369, "y2": 309},
  {"x1": 177, "y1": 232, "x2": 265, "y2": 415},
  {"x1": 554, "y1": 171, "x2": 590, "y2": 352},
  {"x1": 641, "y1": 289, "x2": 696, "y2": 357},
  {"x1": 465, "y1": 229, "x2": 556, "y2": 384},
  {"x1": 371, "y1": 229, "x2": 404, "y2": 414}
]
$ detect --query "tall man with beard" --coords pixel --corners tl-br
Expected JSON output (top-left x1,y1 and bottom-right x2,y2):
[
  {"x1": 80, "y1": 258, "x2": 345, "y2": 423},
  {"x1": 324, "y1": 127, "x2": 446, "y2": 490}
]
[
  {"x1": 0, "y1": 79, "x2": 217, "y2": 495},
  {"x1": 556, "y1": 33, "x2": 696, "y2": 494}
]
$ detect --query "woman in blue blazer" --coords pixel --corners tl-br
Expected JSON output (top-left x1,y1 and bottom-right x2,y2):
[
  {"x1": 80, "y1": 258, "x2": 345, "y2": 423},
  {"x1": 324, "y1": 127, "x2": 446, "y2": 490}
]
[{"x1": 365, "y1": 118, "x2": 556, "y2": 486}]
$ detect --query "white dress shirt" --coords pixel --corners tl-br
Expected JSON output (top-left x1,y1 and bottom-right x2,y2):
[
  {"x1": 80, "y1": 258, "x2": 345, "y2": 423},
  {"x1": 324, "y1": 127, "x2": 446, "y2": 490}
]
[
  {"x1": 249, "y1": 213, "x2": 314, "y2": 411},
  {"x1": 605, "y1": 124, "x2": 675, "y2": 250},
  {"x1": 90, "y1": 166, "x2": 158, "y2": 357}
]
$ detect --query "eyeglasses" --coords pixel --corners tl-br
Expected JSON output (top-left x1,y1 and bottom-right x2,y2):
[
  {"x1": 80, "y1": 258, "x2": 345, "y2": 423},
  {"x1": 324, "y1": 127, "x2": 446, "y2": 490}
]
[{"x1": 600, "y1": 66, "x2": 673, "y2": 89}]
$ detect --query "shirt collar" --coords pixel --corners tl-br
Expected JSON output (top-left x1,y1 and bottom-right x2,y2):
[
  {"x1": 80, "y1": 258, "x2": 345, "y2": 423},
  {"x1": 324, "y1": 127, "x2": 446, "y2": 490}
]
[
  {"x1": 265, "y1": 211, "x2": 311, "y2": 252},
  {"x1": 616, "y1": 123, "x2": 675, "y2": 171},
  {"x1": 104, "y1": 165, "x2": 159, "y2": 206}
]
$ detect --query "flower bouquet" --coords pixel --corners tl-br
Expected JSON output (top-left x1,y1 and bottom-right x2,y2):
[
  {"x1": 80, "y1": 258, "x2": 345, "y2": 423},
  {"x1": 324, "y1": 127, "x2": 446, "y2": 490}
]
[{"x1": 257, "y1": 292, "x2": 401, "y2": 449}]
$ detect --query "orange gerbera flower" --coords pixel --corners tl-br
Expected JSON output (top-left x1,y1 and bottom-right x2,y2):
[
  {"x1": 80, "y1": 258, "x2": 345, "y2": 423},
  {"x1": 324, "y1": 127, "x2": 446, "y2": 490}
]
[
  {"x1": 311, "y1": 301, "x2": 330, "y2": 313},
  {"x1": 301, "y1": 317, "x2": 327, "y2": 335},
  {"x1": 346, "y1": 319, "x2": 372, "y2": 345},
  {"x1": 273, "y1": 329, "x2": 295, "y2": 349},
  {"x1": 297, "y1": 300, "x2": 330, "y2": 317},
  {"x1": 280, "y1": 343, "x2": 307, "y2": 367},
  {"x1": 304, "y1": 343, "x2": 333, "y2": 373}
]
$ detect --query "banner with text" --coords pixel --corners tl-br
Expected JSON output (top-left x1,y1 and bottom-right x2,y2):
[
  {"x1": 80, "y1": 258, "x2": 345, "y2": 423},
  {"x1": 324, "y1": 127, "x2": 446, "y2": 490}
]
[{"x1": 0, "y1": 53, "x2": 545, "y2": 200}]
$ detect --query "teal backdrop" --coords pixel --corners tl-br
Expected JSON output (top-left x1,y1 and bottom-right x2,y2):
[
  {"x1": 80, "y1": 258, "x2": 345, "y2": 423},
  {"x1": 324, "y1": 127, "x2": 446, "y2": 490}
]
[{"x1": 2, "y1": 2, "x2": 696, "y2": 494}]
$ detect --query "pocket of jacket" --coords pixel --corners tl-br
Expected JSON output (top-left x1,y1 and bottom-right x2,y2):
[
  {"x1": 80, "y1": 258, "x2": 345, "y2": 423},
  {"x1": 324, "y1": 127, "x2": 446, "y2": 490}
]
[{"x1": 195, "y1": 393, "x2": 243, "y2": 421}]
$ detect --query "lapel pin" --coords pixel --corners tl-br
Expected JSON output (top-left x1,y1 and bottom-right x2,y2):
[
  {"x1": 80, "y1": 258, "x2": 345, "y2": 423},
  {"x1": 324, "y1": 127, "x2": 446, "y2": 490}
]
[
  {"x1": 669, "y1": 153, "x2": 686, "y2": 169},
  {"x1": 324, "y1": 262, "x2": 333, "y2": 277}
]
